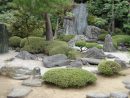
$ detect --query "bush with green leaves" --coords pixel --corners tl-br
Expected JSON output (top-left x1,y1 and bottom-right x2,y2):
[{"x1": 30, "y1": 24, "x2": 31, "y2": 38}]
[
  {"x1": 43, "y1": 68, "x2": 97, "y2": 88},
  {"x1": 98, "y1": 61, "x2": 121, "y2": 76},
  {"x1": 112, "y1": 35, "x2": 130, "y2": 48},
  {"x1": 86, "y1": 42, "x2": 103, "y2": 49},
  {"x1": 75, "y1": 40, "x2": 86, "y2": 52},
  {"x1": 98, "y1": 29, "x2": 109, "y2": 41},
  {"x1": 9, "y1": 36, "x2": 22, "y2": 47},
  {"x1": 21, "y1": 37, "x2": 45, "y2": 53},
  {"x1": 58, "y1": 34, "x2": 75, "y2": 42},
  {"x1": 67, "y1": 50, "x2": 81, "y2": 60}
]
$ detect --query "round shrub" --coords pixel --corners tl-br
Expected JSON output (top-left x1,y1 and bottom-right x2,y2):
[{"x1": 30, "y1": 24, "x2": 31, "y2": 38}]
[
  {"x1": 43, "y1": 68, "x2": 97, "y2": 88},
  {"x1": 75, "y1": 40, "x2": 86, "y2": 52},
  {"x1": 21, "y1": 37, "x2": 45, "y2": 53},
  {"x1": 98, "y1": 61, "x2": 121, "y2": 76},
  {"x1": 9, "y1": 36, "x2": 22, "y2": 47}
]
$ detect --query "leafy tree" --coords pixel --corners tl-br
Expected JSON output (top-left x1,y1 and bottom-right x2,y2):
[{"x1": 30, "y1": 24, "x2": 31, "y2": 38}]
[
  {"x1": 13, "y1": 0, "x2": 72, "y2": 40},
  {"x1": 88, "y1": 0, "x2": 129, "y2": 34}
]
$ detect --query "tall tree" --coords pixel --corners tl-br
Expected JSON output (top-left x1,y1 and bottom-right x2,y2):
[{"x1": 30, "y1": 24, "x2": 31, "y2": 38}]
[{"x1": 13, "y1": 0, "x2": 72, "y2": 41}]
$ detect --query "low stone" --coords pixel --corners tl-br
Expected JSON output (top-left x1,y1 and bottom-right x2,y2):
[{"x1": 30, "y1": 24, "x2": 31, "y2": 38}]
[
  {"x1": 16, "y1": 51, "x2": 37, "y2": 60},
  {"x1": 12, "y1": 74, "x2": 30, "y2": 80},
  {"x1": 106, "y1": 54, "x2": 115, "y2": 58},
  {"x1": 43, "y1": 54, "x2": 70, "y2": 68},
  {"x1": 125, "y1": 85, "x2": 130, "y2": 89},
  {"x1": 22, "y1": 79, "x2": 43, "y2": 87},
  {"x1": 80, "y1": 58, "x2": 101, "y2": 65},
  {"x1": 110, "y1": 92, "x2": 128, "y2": 98},
  {"x1": 81, "y1": 58, "x2": 90, "y2": 65},
  {"x1": 67, "y1": 60, "x2": 83, "y2": 68},
  {"x1": 7, "y1": 86, "x2": 32, "y2": 98},
  {"x1": 115, "y1": 59, "x2": 127, "y2": 68},
  {"x1": 86, "y1": 92, "x2": 110, "y2": 98},
  {"x1": 123, "y1": 79, "x2": 130, "y2": 85},
  {"x1": 85, "y1": 47, "x2": 105, "y2": 59}
]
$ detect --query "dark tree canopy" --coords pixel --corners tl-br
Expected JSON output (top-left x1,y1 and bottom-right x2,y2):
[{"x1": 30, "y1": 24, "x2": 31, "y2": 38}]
[{"x1": 74, "y1": 0, "x2": 88, "y2": 3}]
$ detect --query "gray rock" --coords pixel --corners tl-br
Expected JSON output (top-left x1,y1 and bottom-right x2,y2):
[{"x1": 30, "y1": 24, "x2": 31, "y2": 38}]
[
  {"x1": 86, "y1": 26, "x2": 101, "y2": 40},
  {"x1": 86, "y1": 93, "x2": 110, "y2": 98},
  {"x1": 43, "y1": 54, "x2": 70, "y2": 68},
  {"x1": 67, "y1": 60, "x2": 83, "y2": 68},
  {"x1": 85, "y1": 47, "x2": 105, "y2": 59},
  {"x1": 110, "y1": 92, "x2": 128, "y2": 98},
  {"x1": 125, "y1": 85, "x2": 130, "y2": 89},
  {"x1": 16, "y1": 51, "x2": 37, "y2": 60},
  {"x1": 115, "y1": 59, "x2": 127, "y2": 68},
  {"x1": 80, "y1": 58, "x2": 101, "y2": 65},
  {"x1": 103, "y1": 34, "x2": 116, "y2": 52},
  {"x1": 7, "y1": 86, "x2": 32, "y2": 98},
  {"x1": 22, "y1": 79, "x2": 43, "y2": 87},
  {"x1": 63, "y1": 3, "x2": 87, "y2": 35},
  {"x1": 0, "y1": 66, "x2": 31, "y2": 79},
  {"x1": 81, "y1": 58, "x2": 90, "y2": 65},
  {"x1": 12, "y1": 74, "x2": 30, "y2": 80},
  {"x1": 122, "y1": 79, "x2": 130, "y2": 85},
  {"x1": 106, "y1": 54, "x2": 115, "y2": 58}
]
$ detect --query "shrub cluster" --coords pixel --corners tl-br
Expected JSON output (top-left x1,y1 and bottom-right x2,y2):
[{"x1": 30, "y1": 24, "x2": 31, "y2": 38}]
[
  {"x1": 9, "y1": 36, "x2": 22, "y2": 47},
  {"x1": 43, "y1": 68, "x2": 97, "y2": 88},
  {"x1": 58, "y1": 34, "x2": 75, "y2": 42},
  {"x1": 98, "y1": 60, "x2": 121, "y2": 76}
]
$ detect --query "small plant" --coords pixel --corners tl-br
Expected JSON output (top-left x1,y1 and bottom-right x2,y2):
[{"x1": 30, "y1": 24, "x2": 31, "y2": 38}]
[
  {"x1": 58, "y1": 34, "x2": 75, "y2": 42},
  {"x1": 43, "y1": 68, "x2": 97, "y2": 88},
  {"x1": 9, "y1": 36, "x2": 22, "y2": 47},
  {"x1": 98, "y1": 60, "x2": 121, "y2": 76},
  {"x1": 75, "y1": 40, "x2": 86, "y2": 52}
]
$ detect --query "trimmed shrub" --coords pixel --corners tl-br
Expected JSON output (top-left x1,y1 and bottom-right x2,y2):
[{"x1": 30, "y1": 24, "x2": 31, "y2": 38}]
[
  {"x1": 67, "y1": 50, "x2": 81, "y2": 59},
  {"x1": 75, "y1": 40, "x2": 86, "y2": 51},
  {"x1": 86, "y1": 42, "x2": 103, "y2": 49},
  {"x1": 44, "y1": 40, "x2": 69, "y2": 55},
  {"x1": 43, "y1": 68, "x2": 97, "y2": 88},
  {"x1": 21, "y1": 37, "x2": 45, "y2": 53},
  {"x1": 98, "y1": 29, "x2": 109, "y2": 41},
  {"x1": 58, "y1": 34, "x2": 75, "y2": 42},
  {"x1": 98, "y1": 61, "x2": 121, "y2": 76},
  {"x1": 112, "y1": 35, "x2": 130, "y2": 48},
  {"x1": 9, "y1": 36, "x2": 22, "y2": 47}
]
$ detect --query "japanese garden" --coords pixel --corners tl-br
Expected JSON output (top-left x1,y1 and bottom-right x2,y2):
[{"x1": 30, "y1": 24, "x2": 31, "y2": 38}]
[{"x1": 0, "y1": 0, "x2": 130, "y2": 98}]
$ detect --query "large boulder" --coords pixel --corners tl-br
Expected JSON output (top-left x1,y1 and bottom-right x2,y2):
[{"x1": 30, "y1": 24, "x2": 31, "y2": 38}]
[
  {"x1": 80, "y1": 58, "x2": 101, "y2": 65},
  {"x1": 86, "y1": 26, "x2": 101, "y2": 41},
  {"x1": 103, "y1": 34, "x2": 116, "y2": 52},
  {"x1": 85, "y1": 47, "x2": 105, "y2": 59},
  {"x1": 110, "y1": 92, "x2": 128, "y2": 98},
  {"x1": 42, "y1": 54, "x2": 70, "y2": 68},
  {"x1": 15, "y1": 51, "x2": 37, "y2": 60},
  {"x1": 114, "y1": 58, "x2": 127, "y2": 69},
  {"x1": 0, "y1": 66, "x2": 31, "y2": 80},
  {"x1": 0, "y1": 23, "x2": 8, "y2": 53},
  {"x1": 67, "y1": 60, "x2": 83, "y2": 68}
]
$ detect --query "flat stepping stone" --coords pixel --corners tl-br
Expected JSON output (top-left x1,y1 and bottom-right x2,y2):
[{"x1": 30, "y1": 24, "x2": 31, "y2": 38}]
[
  {"x1": 110, "y1": 92, "x2": 128, "y2": 98},
  {"x1": 86, "y1": 93, "x2": 110, "y2": 98},
  {"x1": 122, "y1": 79, "x2": 130, "y2": 85},
  {"x1": 12, "y1": 74, "x2": 30, "y2": 80},
  {"x1": 7, "y1": 86, "x2": 32, "y2": 98},
  {"x1": 22, "y1": 79, "x2": 43, "y2": 87}
]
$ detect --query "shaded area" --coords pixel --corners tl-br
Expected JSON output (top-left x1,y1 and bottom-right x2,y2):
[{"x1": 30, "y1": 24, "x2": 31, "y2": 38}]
[{"x1": 74, "y1": 0, "x2": 87, "y2": 3}]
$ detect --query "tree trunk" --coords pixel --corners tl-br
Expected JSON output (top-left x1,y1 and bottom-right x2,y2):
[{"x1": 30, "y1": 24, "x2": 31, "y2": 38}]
[
  {"x1": 44, "y1": 13, "x2": 53, "y2": 41},
  {"x1": 111, "y1": 0, "x2": 115, "y2": 35}
]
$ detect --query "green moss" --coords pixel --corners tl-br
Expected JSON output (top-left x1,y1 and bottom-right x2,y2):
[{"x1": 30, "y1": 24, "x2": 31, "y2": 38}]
[
  {"x1": 43, "y1": 68, "x2": 97, "y2": 88},
  {"x1": 9, "y1": 36, "x2": 22, "y2": 47},
  {"x1": 21, "y1": 37, "x2": 45, "y2": 53},
  {"x1": 58, "y1": 35, "x2": 75, "y2": 42},
  {"x1": 67, "y1": 50, "x2": 81, "y2": 60},
  {"x1": 98, "y1": 61, "x2": 121, "y2": 76}
]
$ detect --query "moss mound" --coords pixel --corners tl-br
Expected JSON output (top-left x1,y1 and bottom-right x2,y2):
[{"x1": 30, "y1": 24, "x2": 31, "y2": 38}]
[{"x1": 43, "y1": 68, "x2": 97, "y2": 88}]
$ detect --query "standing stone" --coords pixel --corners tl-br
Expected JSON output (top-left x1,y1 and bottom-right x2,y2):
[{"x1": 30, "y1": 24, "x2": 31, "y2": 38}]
[
  {"x1": 103, "y1": 34, "x2": 116, "y2": 52},
  {"x1": 0, "y1": 23, "x2": 8, "y2": 53},
  {"x1": 63, "y1": 3, "x2": 87, "y2": 35}
]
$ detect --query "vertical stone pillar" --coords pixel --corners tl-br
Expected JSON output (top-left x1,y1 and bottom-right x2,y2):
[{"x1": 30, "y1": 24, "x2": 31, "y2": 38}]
[{"x1": 0, "y1": 23, "x2": 8, "y2": 53}]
